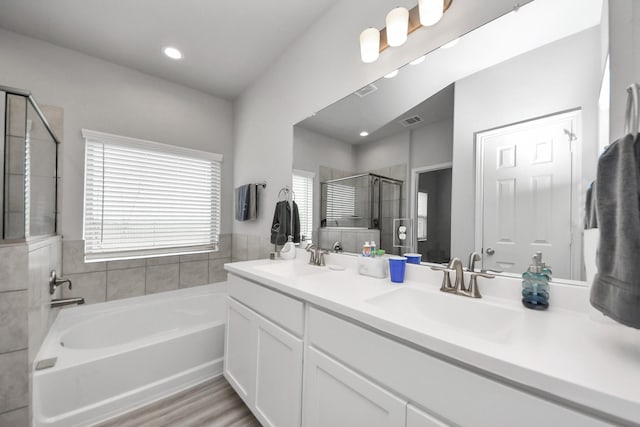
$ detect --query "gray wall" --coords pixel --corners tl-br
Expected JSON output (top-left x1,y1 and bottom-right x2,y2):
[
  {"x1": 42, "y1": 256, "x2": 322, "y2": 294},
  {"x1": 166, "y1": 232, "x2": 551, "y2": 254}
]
[
  {"x1": 451, "y1": 27, "x2": 601, "y2": 260},
  {"x1": 0, "y1": 28, "x2": 234, "y2": 241},
  {"x1": 410, "y1": 119, "x2": 454, "y2": 169}
]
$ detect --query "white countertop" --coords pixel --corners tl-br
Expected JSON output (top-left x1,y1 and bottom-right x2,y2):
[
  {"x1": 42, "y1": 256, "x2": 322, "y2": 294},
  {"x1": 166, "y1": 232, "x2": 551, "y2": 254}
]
[{"x1": 225, "y1": 251, "x2": 640, "y2": 425}]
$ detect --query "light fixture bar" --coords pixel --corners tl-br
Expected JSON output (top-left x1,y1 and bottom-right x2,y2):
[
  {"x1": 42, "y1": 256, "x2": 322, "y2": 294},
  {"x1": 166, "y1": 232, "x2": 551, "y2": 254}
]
[{"x1": 378, "y1": 0, "x2": 452, "y2": 53}]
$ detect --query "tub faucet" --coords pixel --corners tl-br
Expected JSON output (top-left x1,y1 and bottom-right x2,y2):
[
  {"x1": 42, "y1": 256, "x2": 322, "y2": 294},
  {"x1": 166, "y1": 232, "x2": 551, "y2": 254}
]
[
  {"x1": 49, "y1": 270, "x2": 72, "y2": 295},
  {"x1": 51, "y1": 297, "x2": 85, "y2": 308}
]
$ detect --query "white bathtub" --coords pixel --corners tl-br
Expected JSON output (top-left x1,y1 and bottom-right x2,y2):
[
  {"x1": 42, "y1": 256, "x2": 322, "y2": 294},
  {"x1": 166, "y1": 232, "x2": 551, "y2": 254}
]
[{"x1": 33, "y1": 283, "x2": 227, "y2": 427}]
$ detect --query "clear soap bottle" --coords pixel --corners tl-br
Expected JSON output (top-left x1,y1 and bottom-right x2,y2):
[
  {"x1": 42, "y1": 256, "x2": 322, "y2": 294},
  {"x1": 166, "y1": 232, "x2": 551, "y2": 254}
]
[{"x1": 522, "y1": 254, "x2": 550, "y2": 310}]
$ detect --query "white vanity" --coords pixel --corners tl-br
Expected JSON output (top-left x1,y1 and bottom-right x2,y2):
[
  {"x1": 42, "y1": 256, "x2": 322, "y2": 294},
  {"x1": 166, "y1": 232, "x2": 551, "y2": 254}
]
[{"x1": 224, "y1": 251, "x2": 640, "y2": 427}]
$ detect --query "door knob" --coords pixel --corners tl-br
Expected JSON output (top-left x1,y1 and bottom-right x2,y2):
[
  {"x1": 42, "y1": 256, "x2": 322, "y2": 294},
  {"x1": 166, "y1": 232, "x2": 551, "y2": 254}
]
[{"x1": 485, "y1": 248, "x2": 495, "y2": 255}]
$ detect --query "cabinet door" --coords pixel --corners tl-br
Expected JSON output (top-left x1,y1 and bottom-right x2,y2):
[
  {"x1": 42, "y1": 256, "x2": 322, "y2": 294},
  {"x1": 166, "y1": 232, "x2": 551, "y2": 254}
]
[
  {"x1": 224, "y1": 297, "x2": 257, "y2": 404},
  {"x1": 407, "y1": 404, "x2": 451, "y2": 427},
  {"x1": 254, "y1": 316, "x2": 304, "y2": 427},
  {"x1": 303, "y1": 346, "x2": 406, "y2": 427}
]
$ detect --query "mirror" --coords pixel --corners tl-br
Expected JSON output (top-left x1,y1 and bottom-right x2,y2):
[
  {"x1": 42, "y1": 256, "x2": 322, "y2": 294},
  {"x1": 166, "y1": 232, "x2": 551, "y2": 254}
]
[{"x1": 293, "y1": 0, "x2": 607, "y2": 283}]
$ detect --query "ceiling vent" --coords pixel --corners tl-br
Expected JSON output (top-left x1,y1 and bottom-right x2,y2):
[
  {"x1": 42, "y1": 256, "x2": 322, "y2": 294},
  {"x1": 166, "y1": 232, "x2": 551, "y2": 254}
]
[
  {"x1": 354, "y1": 84, "x2": 378, "y2": 98},
  {"x1": 399, "y1": 115, "x2": 423, "y2": 127}
]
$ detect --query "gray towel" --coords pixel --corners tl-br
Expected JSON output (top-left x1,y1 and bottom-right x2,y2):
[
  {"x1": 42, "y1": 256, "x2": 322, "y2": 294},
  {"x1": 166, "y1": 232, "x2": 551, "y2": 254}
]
[
  {"x1": 584, "y1": 182, "x2": 598, "y2": 229},
  {"x1": 235, "y1": 184, "x2": 258, "y2": 221},
  {"x1": 590, "y1": 133, "x2": 640, "y2": 328}
]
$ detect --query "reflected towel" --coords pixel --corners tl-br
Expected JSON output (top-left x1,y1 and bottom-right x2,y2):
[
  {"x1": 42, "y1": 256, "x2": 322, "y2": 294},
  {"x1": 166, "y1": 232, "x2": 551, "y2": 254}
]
[
  {"x1": 235, "y1": 184, "x2": 258, "y2": 221},
  {"x1": 590, "y1": 134, "x2": 640, "y2": 328}
]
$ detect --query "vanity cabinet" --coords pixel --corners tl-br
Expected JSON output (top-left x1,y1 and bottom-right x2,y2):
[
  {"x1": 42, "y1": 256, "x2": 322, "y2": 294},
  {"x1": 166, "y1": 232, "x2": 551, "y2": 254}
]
[
  {"x1": 224, "y1": 275, "x2": 304, "y2": 427},
  {"x1": 303, "y1": 346, "x2": 406, "y2": 427}
]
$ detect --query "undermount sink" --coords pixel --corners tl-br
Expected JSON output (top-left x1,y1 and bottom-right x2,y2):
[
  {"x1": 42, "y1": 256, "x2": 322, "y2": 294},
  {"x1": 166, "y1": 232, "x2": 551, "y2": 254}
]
[
  {"x1": 252, "y1": 261, "x2": 328, "y2": 278},
  {"x1": 365, "y1": 287, "x2": 523, "y2": 344}
]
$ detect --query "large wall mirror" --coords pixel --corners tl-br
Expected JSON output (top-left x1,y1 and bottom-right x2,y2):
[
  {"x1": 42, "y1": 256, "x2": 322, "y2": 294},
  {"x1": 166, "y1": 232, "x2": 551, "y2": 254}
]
[{"x1": 293, "y1": 0, "x2": 607, "y2": 284}]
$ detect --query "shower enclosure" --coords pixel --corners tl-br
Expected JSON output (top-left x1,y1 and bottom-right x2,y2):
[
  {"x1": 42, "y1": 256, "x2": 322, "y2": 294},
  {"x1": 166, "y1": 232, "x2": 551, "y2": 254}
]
[
  {"x1": 1, "y1": 85, "x2": 60, "y2": 241},
  {"x1": 320, "y1": 173, "x2": 402, "y2": 254}
]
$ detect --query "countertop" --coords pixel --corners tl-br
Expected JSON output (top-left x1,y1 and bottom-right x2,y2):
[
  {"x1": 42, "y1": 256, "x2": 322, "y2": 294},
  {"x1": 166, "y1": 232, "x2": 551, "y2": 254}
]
[{"x1": 225, "y1": 252, "x2": 640, "y2": 425}]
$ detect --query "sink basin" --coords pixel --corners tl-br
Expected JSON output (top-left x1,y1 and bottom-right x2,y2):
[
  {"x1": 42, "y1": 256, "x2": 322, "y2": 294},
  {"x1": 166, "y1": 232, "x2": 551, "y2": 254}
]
[
  {"x1": 365, "y1": 287, "x2": 522, "y2": 344},
  {"x1": 252, "y1": 262, "x2": 328, "y2": 278}
]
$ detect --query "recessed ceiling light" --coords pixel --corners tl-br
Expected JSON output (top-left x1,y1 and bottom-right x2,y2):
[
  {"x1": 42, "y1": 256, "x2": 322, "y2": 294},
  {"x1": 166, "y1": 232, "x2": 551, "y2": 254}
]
[
  {"x1": 163, "y1": 46, "x2": 183, "y2": 60},
  {"x1": 384, "y1": 69, "x2": 399, "y2": 79},
  {"x1": 360, "y1": 131, "x2": 369, "y2": 137},
  {"x1": 410, "y1": 55, "x2": 426, "y2": 66},
  {"x1": 441, "y1": 38, "x2": 460, "y2": 49}
]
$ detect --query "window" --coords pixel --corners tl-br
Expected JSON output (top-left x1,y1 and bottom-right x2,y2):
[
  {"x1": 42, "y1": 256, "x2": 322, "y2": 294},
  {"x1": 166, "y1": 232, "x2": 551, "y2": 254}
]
[
  {"x1": 292, "y1": 170, "x2": 314, "y2": 243},
  {"x1": 325, "y1": 182, "x2": 356, "y2": 225},
  {"x1": 82, "y1": 129, "x2": 222, "y2": 262},
  {"x1": 417, "y1": 191, "x2": 428, "y2": 241}
]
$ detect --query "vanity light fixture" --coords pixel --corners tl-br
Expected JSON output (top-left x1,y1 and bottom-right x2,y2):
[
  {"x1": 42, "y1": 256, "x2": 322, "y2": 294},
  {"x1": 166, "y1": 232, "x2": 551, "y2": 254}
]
[
  {"x1": 359, "y1": 0, "x2": 452, "y2": 63},
  {"x1": 386, "y1": 7, "x2": 409, "y2": 47},
  {"x1": 360, "y1": 131, "x2": 369, "y2": 137},
  {"x1": 384, "y1": 69, "x2": 399, "y2": 79},
  {"x1": 163, "y1": 46, "x2": 183, "y2": 60}
]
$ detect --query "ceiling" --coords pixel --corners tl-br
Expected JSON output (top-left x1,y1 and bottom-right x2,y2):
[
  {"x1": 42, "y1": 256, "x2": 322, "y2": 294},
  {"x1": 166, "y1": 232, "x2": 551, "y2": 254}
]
[{"x1": 0, "y1": 0, "x2": 340, "y2": 100}]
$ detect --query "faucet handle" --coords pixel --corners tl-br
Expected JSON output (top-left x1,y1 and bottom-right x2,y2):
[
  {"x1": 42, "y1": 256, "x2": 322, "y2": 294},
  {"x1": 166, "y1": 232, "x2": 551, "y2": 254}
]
[
  {"x1": 431, "y1": 266, "x2": 456, "y2": 293},
  {"x1": 318, "y1": 250, "x2": 329, "y2": 266},
  {"x1": 464, "y1": 271, "x2": 495, "y2": 298}
]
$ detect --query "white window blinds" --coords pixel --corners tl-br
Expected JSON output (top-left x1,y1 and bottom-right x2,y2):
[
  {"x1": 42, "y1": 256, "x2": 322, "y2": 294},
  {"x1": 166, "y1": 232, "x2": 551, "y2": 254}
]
[
  {"x1": 417, "y1": 191, "x2": 428, "y2": 241},
  {"x1": 82, "y1": 129, "x2": 222, "y2": 262},
  {"x1": 326, "y1": 183, "x2": 356, "y2": 224},
  {"x1": 292, "y1": 170, "x2": 314, "y2": 242}
]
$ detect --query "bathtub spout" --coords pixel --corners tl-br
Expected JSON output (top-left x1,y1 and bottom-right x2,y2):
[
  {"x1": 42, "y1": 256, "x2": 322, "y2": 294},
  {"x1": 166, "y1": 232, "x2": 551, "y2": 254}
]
[{"x1": 51, "y1": 297, "x2": 85, "y2": 308}]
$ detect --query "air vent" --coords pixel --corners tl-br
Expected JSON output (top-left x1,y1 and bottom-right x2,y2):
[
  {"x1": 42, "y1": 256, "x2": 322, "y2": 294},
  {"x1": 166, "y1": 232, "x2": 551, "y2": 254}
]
[
  {"x1": 354, "y1": 84, "x2": 378, "y2": 98},
  {"x1": 399, "y1": 115, "x2": 423, "y2": 127}
]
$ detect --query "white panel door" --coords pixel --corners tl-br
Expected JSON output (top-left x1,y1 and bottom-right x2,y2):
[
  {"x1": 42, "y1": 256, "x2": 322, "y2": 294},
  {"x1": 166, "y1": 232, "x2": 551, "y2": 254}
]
[
  {"x1": 407, "y1": 404, "x2": 451, "y2": 427},
  {"x1": 224, "y1": 297, "x2": 257, "y2": 404},
  {"x1": 254, "y1": 316, "x2": 304, "y2": 427},
  {"x1": 478, "y1": 111, "x2": 578, "y2": 278},
  {"x1": 302, "y1": 346, "x2": 406, "y2": 427}
]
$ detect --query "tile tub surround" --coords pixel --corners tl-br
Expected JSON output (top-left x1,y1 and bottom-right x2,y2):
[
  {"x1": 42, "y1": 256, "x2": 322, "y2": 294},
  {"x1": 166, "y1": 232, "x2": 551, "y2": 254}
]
[
  {"x1": 0, "y1": 236, "x2": 62, "y2": 425},
  {"x1": 61, "y1": 235, "x2": 232, "y2": 304}
]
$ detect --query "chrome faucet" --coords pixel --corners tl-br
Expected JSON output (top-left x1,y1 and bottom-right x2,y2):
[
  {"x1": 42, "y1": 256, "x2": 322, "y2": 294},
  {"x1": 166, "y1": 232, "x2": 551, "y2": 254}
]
[
  {"x1": 432, "y1": 256, "x2": 494, "y2": 298},
  {"x1": 331, "y1": 241, "x2": 343, "y2": 253},
  {"x1": 49, "y1": 270, "x2": 72, "y2": 295},
  {"x1": 305, "y1": 243, "x2": 328, "y2": 266},
  {"x1": 468, "y1": 252, "x2": 481, "y2": 272},
  {"x1": 51, "y1": 297, "x2": 85, "y2": 308}
]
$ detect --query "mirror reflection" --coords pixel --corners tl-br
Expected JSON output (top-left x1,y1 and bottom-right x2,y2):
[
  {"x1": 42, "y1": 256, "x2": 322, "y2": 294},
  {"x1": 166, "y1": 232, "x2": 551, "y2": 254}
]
[{"x1": 293, "y1": 0, "x2": 606, "y2": 282}]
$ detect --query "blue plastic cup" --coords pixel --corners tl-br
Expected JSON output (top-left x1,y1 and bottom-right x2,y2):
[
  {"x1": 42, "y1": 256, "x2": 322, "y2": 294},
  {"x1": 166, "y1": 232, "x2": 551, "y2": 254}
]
[
  {"x1": 403, "y1": 253, "x2": 422, "y2": 264},
  {"x1": 388, "y1": 256, "x2": 408, "y2": 283}
]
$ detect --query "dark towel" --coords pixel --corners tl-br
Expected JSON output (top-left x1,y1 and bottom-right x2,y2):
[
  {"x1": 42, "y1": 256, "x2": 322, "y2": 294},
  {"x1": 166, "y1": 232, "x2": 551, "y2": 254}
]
[
  {"x1": 235, "y1": 184, "x2": 258, "y2": 221},
  {"x1": 584, "y1": 182, "x2": 598, "y2": 229},
  {"x1": 270, "y1": 200, "x2": 301, "y2": 245},
  {"x1": 590, "y1": 134, "x2": 640, "y2": 328}
]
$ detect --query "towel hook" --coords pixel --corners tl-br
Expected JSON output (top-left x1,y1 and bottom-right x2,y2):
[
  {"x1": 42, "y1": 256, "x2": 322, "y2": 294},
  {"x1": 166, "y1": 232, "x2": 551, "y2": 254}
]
[{"x1": 624, "y1": 83, "x2": 640, "y2": 137}]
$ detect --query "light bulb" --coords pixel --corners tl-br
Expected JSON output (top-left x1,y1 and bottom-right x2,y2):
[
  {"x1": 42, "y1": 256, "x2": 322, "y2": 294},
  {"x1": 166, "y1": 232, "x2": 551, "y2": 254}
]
[
  {"x1": 360, "y1": 28, "x2": 380, "y2": 63},
  {"x1": 384, "y1": 70, "x2": 399, "y2": 79},
  {"x1": 386, "y1": 7, "x2": 409, "y2": 47},
  {"x1": 163, "y1": 46, "x2": 183, "y2": 60},
  {"x1": 418, "y1": 0, "x2": 444, "y2": 27}
]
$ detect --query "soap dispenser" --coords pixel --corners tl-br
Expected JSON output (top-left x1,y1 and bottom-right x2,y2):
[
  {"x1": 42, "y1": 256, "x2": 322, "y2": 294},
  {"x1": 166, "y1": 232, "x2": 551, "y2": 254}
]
[{"x1": 522, "y1": 254, "x2": 550, "y2": 310}]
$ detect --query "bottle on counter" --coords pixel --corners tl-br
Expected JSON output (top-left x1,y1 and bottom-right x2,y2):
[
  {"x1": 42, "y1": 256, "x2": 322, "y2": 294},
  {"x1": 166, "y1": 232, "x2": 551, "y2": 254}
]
[
  {"x1": 370, "y1": 240, "x2": 377, "y2": 257},
  {"x1": 522, "y1": 253, "x2": 550, "y2": 310},
  {"x1": 362, "y1": 241, "x2": 371, "y2": 257}
]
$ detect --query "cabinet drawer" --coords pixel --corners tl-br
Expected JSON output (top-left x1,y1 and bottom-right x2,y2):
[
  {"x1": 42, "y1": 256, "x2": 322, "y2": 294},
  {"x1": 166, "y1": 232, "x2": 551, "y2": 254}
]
[
  {"x1": 307, "y1": 307, "x2": 612, "y2": 427},
  {"x1": 228, "y1": 273, "x2": 304, "y2": 336}
]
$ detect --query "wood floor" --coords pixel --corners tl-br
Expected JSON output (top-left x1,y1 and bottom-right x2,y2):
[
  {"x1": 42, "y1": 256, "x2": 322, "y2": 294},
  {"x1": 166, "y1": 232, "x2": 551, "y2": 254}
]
[{"x1": 96, "y1": 376, "x2": 261, "y2": 427}]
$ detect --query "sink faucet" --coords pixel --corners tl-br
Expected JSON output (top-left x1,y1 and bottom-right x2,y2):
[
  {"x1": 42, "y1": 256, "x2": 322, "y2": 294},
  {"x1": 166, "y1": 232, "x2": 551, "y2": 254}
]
[
  {"x1": 468, "y1": 252, "x2": 481, "y2": 272},
  {"x1": 432, "y1": 257, "x2": 494, "y2": 298},
  {"x1": 305, "y1": 243, "x2": 328, "y2": 266}
]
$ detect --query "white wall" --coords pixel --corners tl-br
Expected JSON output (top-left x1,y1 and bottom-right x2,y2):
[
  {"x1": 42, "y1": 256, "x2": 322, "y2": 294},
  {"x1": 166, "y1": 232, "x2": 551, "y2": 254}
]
[
  {"x1": 410, "y1": 119, "x2": 454, "y2": 169},
  {"x1": 451, "y1": 27, "x2": 601, "y2": 259},
  {"x1": 0, "y1": 29, "x2": 233, "y2": 240},
  {"x1": 354, "y1": 131, "x2": 410, "y2": 173},
  {"x1": 232, "y1": 0, "x2": 534, "y2": 242}
]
